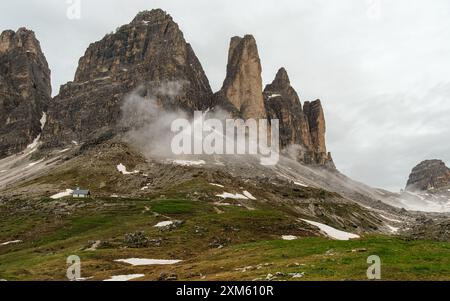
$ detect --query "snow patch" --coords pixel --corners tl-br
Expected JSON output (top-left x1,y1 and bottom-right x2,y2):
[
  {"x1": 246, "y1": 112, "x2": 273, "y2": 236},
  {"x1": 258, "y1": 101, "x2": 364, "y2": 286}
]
[
  {"x1": 26, "y1": 112, "x2": 47, "y2": 150},
  {"x1": 27, "y1": 135, "x2": 41, "y2": 149},
  {"x1": 300, "y1": 219, "x2": 360, "y2": 241},
  {"x1": 267, "y1": 94, "x2": 282, "y2": 99},
  {"x1": 243, "y1": 191, "x2": 257, "y2": 200},
  {"x1": 213, "y1": 202, "x2": 232, "y2": 206},
  {"x1": 379, "y1": 214, "x2": 402, "y2": 223},
  {"x1": 0, "y1": 240, "x2": 22, "y2": 246},
  {"x1": 294, "y1": 181, "x2": 308, "y2": 187},
  {"x1": 115, "y1": 258, "x2": 181, "y2": 266},
  {"x1": 104, "y1": 274, "x2": 145, "y2": 281},
  {"x1": 210, "y1": 183, "x2": 225, "y2": 188},
  {"x1": 171, "y1": 160, "x2": 206, "y2": 166},
  {"x1": 216, "y1": 192, "x2": 248, "y2": 200},
  {"x1": 50, "y1": 189, "x2": 73, "y2": 199},
  {"x1": 282, "y1": 235, "x2": 297, "y2": 241},
  {"x1": 27, "y1": 158, "x2": 45, "y2": 167},
  {"x1": 117, "y1": 163, "x2": 139, "y2": 175},
  {"x1": 40, "y1": 112, "x2": 47, "y2": 130},
  {"x1": 387, "y1": 225, "x2": 399, "y2": 233},
  {"x1": 154, "y1": 221, "x2": 174, "y2": 228}
]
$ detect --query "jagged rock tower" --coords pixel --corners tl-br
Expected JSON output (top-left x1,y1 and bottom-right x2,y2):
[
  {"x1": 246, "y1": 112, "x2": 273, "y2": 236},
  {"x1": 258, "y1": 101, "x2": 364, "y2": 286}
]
[
  {"x1": 215, "y1": 34, "x2": 334, "y2": 167},
  {"x1": 214, "y1": 35, "x2": 266, "y2": 119}
]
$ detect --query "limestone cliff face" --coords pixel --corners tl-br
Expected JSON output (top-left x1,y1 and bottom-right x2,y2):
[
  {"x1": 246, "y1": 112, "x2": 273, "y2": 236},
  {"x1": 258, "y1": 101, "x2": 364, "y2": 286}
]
[
  {"x1": 41, "y1": 9, "x2": 213, "y2": 149},
  {"x1": 214, "y1": 35, "x2": 266, "y2": 119},
  {"x1": 303, "y1": 99, "x2": 333, "y2": 166},
  {"x1": 0, "y1": 28, "x2": 51, "y2": 157},
  {"x1": 406, "y1": 160, "x2": 450, "y2": 191},
  {"x1": 264, "y1": 68, "x2": 311, "y2": 149},
  {"x1": 264, "y1": 68, "x2": 334, "y2": 167},
  {"x1": 213, "y1": 33, "x2": 334, "y2": 168}
]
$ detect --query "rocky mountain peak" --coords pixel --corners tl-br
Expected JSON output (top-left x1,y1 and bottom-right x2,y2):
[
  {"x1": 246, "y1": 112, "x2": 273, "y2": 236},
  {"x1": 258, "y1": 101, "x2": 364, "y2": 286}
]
[
  {"x1": 272, "y1": 67, "x2": 291, "y2": 88},
  {"x1": 0, "y1": 28, "x2": 42, "y2": 56},
  {"x1": 41, "y1": 10, "x2": 212, "y2": 149},
  {"x1": 215, "y1": 34, "x2": 266, "y2": 119},
  {"x1": 130, "y1": 9, "x2": 172, "y2": 24},
  {"x1": 406, "y1": 160, "x2": 450, "y2": 191},
  {"x1": 0, "y1": 28, "x2": 51, "y2": 158}
]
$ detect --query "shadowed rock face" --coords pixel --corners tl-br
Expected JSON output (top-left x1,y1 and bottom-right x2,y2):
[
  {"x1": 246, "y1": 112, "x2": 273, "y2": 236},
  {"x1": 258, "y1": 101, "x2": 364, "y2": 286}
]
[
  {"x1": 264, "y1": 68, "x2": 334, "y2": 167},
  {"x1": 41, "y1": 9, "x2": 213, "y2": 149},
  {"x1": 264, "y1": 68, "x2": 311, "y2": 149},
  {"x1": 214, "y1": 35, "x2": 266, "y2": 119},
  {"x1": 406, "y1": 160, "x2": 450, "y2": 191},
  {"x1": 0, "y1": 28, "x2": 51, "y2": 158}
]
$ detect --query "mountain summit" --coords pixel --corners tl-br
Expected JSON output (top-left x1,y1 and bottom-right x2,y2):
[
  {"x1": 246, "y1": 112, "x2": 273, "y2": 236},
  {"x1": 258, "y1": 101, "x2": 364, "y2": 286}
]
[
  {"x1": 406, "y1": 159, "x2": 450, "y2": 191},
  {"x1": 41, "y1": 9, "x2": 213, "y2": 149}
]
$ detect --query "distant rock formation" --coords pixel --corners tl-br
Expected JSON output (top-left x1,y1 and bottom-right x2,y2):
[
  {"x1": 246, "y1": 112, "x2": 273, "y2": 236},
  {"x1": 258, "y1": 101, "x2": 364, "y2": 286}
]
[
  {"x1": 406, "y1": 160, "x2": 450, "y2": 191},
  {"x1": 0, "y1": 28, "x2": 51, "y2": 158},
  {"x1": 214, "y1": 35, "x2": 266, "y2": 119},
  {"x1": 41, "y1": 9, "x2": 213, "y2": 149}
]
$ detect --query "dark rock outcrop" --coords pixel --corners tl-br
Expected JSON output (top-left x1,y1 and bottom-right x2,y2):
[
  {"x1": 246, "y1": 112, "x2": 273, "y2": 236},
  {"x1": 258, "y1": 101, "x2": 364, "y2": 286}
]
[
  {"x1": 406, "y1": 160, "x2": 450, "y2": 191},
  {"x1": 41, "y1": 9, "x2": 213, "y2": 149},
  {"x1": 0, "y1": 28, "x2": 51, "y2": 157},
  {"x1": 214, "y1": 35, "x2": 266, "y2": 119},
  {"x1": 264, "y1": 68, "x2": 334, "y2": 167},
  {"x1": 263, "y1": 68, "x2": 311, "y2": 149}
]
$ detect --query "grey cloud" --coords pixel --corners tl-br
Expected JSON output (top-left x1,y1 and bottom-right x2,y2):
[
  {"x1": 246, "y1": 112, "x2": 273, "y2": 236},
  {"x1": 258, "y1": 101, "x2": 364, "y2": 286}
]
[{"x1": 1, "y1": 0, "x2": 449, "y2": 191}]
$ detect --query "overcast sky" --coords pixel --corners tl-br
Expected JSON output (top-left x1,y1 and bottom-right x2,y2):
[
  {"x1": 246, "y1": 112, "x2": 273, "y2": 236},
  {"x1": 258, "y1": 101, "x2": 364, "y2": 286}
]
[{"x1": 1, "y1": 0, "x2": 450, "y2": 191}]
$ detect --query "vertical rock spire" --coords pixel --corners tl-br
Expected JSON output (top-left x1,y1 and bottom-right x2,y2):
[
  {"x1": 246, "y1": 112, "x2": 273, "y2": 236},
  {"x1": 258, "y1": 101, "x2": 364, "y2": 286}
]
[{"x1": 214, "y1": 35, "x2": 266, "y2": 119}]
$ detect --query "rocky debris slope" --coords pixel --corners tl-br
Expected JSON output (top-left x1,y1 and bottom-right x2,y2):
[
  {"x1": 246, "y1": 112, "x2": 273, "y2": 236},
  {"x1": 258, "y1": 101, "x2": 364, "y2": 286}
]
[
  {"x1": 406, "y1": 160, "x2": 450, "y2": 191},
  {"x1": 41, "y1": 9, "x2": 213, "y2": 149},
  {"x1": 403, "y1": 216, "x2": 450, "y2": 242},
  {"x1": 0, "y1": 28, "x2": 51, "y2": 158},
  {"x1": 264, "y1": 68, "x2": 334, "y2": 167}
]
